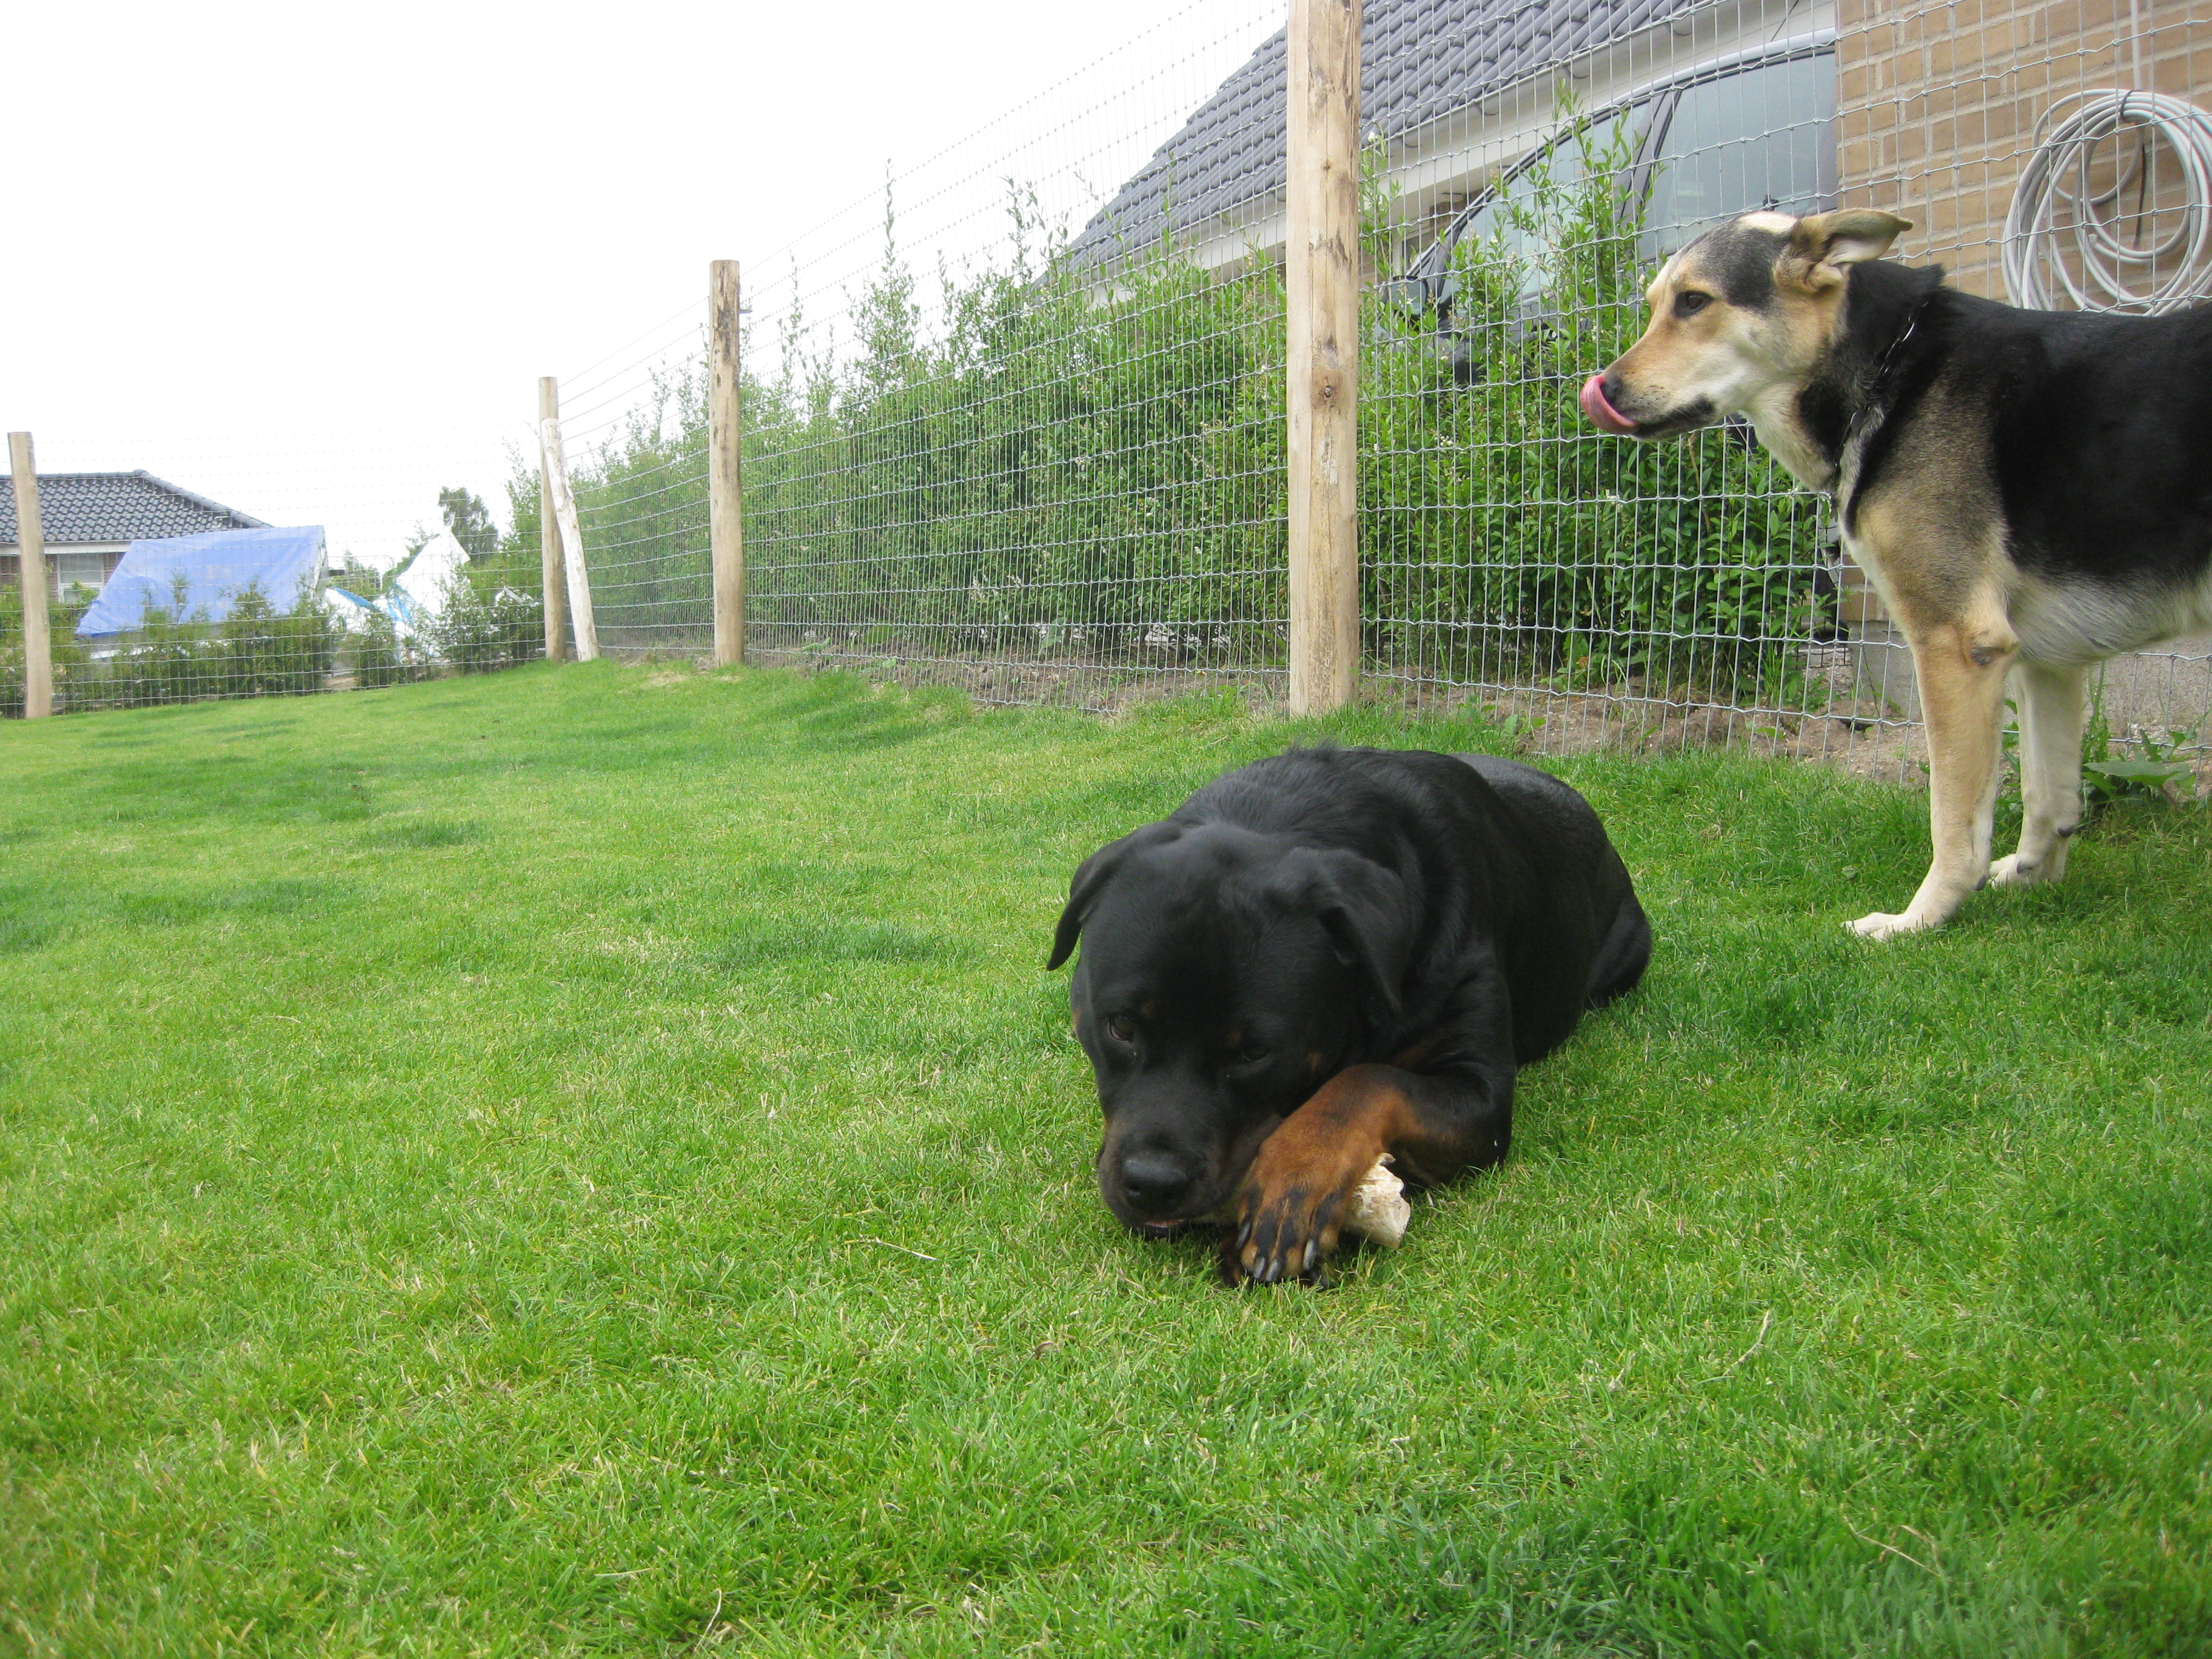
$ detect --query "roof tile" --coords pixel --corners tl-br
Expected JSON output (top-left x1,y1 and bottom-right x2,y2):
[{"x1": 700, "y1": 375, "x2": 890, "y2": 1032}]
[
  {"x1": 1070, "y1": 0, "x2": 1698, "y2": 264},
  {"x1": 0, "y1": 472, "x2": 266, "y2": 547}
]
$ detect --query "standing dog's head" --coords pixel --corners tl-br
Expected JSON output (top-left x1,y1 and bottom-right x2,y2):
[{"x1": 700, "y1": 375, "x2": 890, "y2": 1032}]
[
  {"x1": 1580, "y1": 209, "x2": 1911, "y2": 483},
  {"x1": 1047, "y1": 820, "x2": 1412, "y2": 1233}
]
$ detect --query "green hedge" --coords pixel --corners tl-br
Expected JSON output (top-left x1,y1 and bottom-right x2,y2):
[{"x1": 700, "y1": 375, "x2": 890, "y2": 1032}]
[
  {"x1": 494, "y1": 140, "x2": 1832, "y2": 700},
  {"x1": 2, "y1": 572, "x2": 542, "y2": 716}
]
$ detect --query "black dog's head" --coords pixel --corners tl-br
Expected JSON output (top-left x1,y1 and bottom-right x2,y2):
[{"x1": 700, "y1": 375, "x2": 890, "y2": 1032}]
[{"x1": 1047, "y1": 819, "x2": 1413, "y2": 1233}]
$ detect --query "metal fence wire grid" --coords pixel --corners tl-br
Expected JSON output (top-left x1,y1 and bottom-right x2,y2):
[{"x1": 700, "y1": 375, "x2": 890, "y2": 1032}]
[{"x1": 7, "y1": 0, "x2": 2210, "y2": 785}]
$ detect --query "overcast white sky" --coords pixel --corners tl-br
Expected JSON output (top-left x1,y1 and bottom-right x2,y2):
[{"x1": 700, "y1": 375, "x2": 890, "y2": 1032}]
[{"x1": 4, "y1": 0, "x2": 1280, "y2": 566}]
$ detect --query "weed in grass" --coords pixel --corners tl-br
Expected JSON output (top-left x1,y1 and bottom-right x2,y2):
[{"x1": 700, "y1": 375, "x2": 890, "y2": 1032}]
[
  {"x1": 700, "y1": 918, "x2": 955, "y2": 970},
  {"x1": 369, "y1": 819, "x2": 488, "y2": 850}
]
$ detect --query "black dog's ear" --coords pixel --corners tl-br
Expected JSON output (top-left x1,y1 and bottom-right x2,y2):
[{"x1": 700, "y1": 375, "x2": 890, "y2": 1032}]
[
  {"x1": 1300, "y1": 849, "x2": 1415, "y2": 1019},
  {"x1": 1047, "y1": 822, "x2": 1183, "y2": 970}
]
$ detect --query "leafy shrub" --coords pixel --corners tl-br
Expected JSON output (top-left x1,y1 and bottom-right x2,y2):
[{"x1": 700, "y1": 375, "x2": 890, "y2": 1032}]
[
  {"x1": 22, "y1": 578, "x2": 343, "y2": 711},
  {"x1": 504, "y1": 132, "x2": 1834, "y2": 702},
  {"x1": 4, "y1": 552, "x2": 547, "y2": 717},
  {"x1": 349, "y1": 608, "x2": 432, "y2": 689},
  {"x1": 20, "y1": 126, "x2": 1832, "y2": 717},
  {"x1": 1361, "y1": 118, "x2": 1832, "y2": 699},
  {"x1": 1, "y1": 582, "x2": 86, "y2": 717},
  {"x1": 211, "y1": 584, "x2": 341, "y2": 697},
  {"x1": 434, "y1": 579, "x2": 543, "y2": 674}
]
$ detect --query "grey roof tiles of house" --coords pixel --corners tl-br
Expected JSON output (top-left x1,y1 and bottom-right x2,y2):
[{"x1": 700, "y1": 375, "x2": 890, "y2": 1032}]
[
  {"x1": 0, "y1": 471, "x2": 266, "y2": 546},
  {"x1": 1068, "y1": 0, "x2": 1699, "y2": 266}
]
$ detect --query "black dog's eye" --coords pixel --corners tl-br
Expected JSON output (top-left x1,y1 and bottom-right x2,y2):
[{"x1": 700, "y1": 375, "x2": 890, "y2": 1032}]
[
  {"x1": 1230, "y1": 1042, "x2": 1270, "y2": 1068},
  {"x1": 1675, "y1": 290, "x2": 1713, "y2": 317},
  {"x1": 1104, "y1": 1014, "x2": 1136, "y2": 1045}
]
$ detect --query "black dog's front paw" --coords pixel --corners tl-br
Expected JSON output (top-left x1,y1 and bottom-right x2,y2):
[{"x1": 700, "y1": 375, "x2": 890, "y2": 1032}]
[{"x1": 1221, "y1": 1161, "x2": 1356, "y2": 1288}]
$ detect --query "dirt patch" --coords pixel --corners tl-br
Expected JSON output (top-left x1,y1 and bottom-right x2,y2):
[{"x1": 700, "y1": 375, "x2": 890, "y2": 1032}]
[
  {"x1": 732, "y1": 643, "x2": 1932, "y2": 783},
  {"x1": 683, "y1": 643, "x2": 2211, "y2": 798},
  {"x1": 1416, "y1": 683, "x2": 1931, "y2": 784}
]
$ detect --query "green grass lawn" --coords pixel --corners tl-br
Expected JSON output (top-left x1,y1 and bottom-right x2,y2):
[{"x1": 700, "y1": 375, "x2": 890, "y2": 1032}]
[{"x1": 4, "y1": 662, "x2": 2210, "y2": 1657}]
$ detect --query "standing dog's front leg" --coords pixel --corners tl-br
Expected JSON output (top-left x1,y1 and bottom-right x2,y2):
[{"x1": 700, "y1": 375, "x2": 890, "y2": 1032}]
[
  {"x1": 1851, "y1": 608, "x2": 2018, "y2": 939},
  {"x1": 1227, "y1": 1060, "x2": 1512, "y2": 1285},
  {"x1": 1989, "y1": 660, "x2": 2088, "y2": 888}
]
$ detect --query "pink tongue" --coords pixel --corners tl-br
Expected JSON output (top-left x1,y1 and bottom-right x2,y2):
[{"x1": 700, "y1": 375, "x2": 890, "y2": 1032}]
[{"x1": 1580, "y1": 373, "x2": 1637, "y2": 434}]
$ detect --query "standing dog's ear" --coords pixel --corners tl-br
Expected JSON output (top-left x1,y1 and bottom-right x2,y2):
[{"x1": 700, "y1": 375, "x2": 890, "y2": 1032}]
[
  {"x1": 1298, "y1": 849, "x2": 1415, "y2": 1021},
  {"x1": 1780, "y1": 210, "x2": 1912, "y2": 292},
  {"x1": 1047, "y1": 822, "x2": 1184, "y2": 970}
]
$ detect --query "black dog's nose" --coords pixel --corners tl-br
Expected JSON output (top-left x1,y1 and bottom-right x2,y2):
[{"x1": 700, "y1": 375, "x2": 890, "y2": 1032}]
[{"x1": 1119, "y1": 1154, "x2": 1194, "y2": 1215}]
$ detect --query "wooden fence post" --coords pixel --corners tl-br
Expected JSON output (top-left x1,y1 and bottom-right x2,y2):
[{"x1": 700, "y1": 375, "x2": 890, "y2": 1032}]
[
  {"x1": 1285, "y1": 0, "x2": 1361, "y2": 716},
  {"x1": 709, "y1": 260, "x2": 745, "y2": 668},
  {"x1": 7, "y1": 432, "x2": 54, "y2": 719},
  {"x1": 539, "y1": 412, "x2": 600, "y2": 662},
  {"x1": 538, "y1": 377, "x2": 570, "y2": 662}
]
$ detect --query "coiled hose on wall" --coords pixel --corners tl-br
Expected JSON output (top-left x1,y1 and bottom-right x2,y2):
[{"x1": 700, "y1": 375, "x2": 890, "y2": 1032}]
[{"x1": 2002, "y1": 88, "x2": 2212, "y2": 313}]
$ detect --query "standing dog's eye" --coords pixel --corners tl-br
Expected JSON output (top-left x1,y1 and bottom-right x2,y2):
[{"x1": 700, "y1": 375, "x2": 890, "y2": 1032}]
[
  {"x1": 1675, "y1": 290, "x2": 1713, "y2": 316},
  {"x1": 1104, "y1": 1014, "x2": 1136, "y2": 1044}
]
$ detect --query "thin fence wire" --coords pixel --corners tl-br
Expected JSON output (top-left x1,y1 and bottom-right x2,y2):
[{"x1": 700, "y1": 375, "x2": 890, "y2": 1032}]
[
  {"x1": 12, "y1": 0, "x2": 2211, "y2": 768},
  {"x1": 540, "y1": 0, "x2": 2212, "y2": 779},
  {"x1": 551, "y1": 0, "x2": 1293, "y2": 684},
  {"x1": 4, "y1": 428, "x2": 540, "y2": 715}
]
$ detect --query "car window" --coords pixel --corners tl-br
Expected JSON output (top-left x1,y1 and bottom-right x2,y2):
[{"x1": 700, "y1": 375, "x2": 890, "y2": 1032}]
[
  {"x1": 1639, "y1": 53, "x2": 1837, "y2": 260},
  {"x1": 1452, "y1": 107, "x2": 1638, "y2": 296}
]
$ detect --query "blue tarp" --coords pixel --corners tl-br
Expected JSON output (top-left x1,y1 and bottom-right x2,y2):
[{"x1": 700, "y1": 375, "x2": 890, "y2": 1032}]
[{"x1": 76, "y1": 525, "x2": 327, "y2": 638}]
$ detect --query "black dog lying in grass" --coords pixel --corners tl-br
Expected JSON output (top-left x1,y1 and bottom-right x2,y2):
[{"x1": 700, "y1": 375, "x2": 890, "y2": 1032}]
[{"x1": 1049, "y1": 746, "x2": 1651, "y2": 1285}]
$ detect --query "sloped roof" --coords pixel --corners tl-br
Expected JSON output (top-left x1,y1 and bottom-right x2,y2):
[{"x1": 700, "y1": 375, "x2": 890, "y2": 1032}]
[
  {"x1": 1068, "y1": 0, "x2": 1699, "y2": 266},
  {"x1": 0, "y1": 471, "x2": 266, "y2": 547}
]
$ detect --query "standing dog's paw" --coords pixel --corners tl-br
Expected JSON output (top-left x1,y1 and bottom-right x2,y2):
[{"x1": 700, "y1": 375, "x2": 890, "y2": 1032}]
[
  {"x1": 1986, "y1": 853, "x2": 2048, "y2": 888},
  {"x1": 1847, "y1": 909, "x2": 1933, "y2": 940}
]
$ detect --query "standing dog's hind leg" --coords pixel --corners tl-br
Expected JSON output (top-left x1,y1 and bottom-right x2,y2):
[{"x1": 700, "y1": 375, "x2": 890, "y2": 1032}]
[
  {"x1": 1989, "y1": 660, "x2": 2088, "y2": 888},
  {"x1": 1851, "y1": 614, "x2": 2017, "y2": 939}
]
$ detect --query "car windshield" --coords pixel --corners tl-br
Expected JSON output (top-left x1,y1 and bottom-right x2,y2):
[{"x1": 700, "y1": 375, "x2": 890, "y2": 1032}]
[
  {"x1": 1639, "y1": 53, "x2": 1838, "y2": 259},
  {"x1": 1434, "y1": 49, "x2": 1837, "y2": 296},
  {"x1": 1452, "y1": 109, "x2": 1637, "y2": 298}
]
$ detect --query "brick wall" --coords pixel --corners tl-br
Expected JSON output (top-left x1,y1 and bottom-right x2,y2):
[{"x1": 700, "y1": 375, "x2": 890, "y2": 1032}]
[{"x1": 1838, "y1": 0, "x2": 2211, "y2": 298}]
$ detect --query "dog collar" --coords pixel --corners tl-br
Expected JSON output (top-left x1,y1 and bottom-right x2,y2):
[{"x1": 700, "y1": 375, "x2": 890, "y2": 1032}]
[{"x1": 1843, "y1": 290, "x2": 1937, "y2": 458}]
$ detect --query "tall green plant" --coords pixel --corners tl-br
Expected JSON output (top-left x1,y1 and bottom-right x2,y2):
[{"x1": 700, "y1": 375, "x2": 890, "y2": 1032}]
[
  {"x1": 737, "y1": 187, "x2": 1287, "y2": 665},
  {"x1": 1, "y1": 582, "x2": 92, "y2": 718},
  {"x1": 432, "y1": 577, "x2": 543, "y2": 674},
  {"x1": 1360, "y1": 110, "x2": 1831, "y2": 699},
  {"x1": 43, "y1": 577, "x2": 343, "y2": 711},
  {"x1": 534, "y1": 129, "x2": 1831, "y2": 702}
]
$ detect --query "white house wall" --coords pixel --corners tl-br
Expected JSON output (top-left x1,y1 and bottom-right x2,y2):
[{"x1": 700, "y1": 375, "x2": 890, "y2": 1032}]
[{"x1": 1, "y1": 541, "x2": 127, "y2": 605}]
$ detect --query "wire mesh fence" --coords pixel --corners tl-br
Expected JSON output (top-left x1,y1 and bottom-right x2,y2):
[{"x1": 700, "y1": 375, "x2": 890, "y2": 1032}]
[
  {"x1": 3, "y1": 431, "x2": 543, "y2": 717},
  {"x1": 10, "y1": 0, "x2": 2211, "y2": 769},
  {"x1": 1358, "y1": 5, "x2": 1846, "y2": 752},
  {"x1": 0, "y1": 576, "x2": 543, "y2": 717},
  {"x1": 541, "y1": 0, "x2": 1295, "y2": 691},
  {"x1": 529, "y1": 0, "x2": 2211, "y2": 773}
]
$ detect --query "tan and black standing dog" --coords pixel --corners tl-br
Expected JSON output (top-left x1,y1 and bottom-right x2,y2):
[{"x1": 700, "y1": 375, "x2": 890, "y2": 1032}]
[{"x1": 1581, "y1": 209, "x2": 2212, "y2": 937}]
